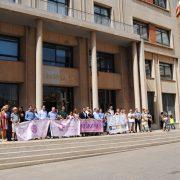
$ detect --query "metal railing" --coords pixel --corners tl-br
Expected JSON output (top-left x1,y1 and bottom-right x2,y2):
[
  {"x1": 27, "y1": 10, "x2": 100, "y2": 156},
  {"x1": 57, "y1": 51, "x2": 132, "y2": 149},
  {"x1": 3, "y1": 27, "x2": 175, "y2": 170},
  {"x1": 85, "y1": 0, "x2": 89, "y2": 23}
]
[{"x1": 0, "y1": 0, "x2": 133, "y2": 34}]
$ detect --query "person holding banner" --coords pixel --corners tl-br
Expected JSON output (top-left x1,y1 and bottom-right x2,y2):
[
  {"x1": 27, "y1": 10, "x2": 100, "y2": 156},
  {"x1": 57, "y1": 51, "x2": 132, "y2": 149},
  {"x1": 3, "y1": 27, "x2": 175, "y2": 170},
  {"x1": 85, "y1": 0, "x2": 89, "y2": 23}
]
[
  {"x1": 25, "y1": 105, "x2": 35, "y2": 121},
  {"x1": 79, "y1": 107, "x2": 88, "y2": 119},
  {"x1": 128, "y1": 109, "x2": 135, "y2": 133},
  {"x1": 48, "y1": 107, "x2": 58, "y2": 120},
  {"x1": 119, "y1": 109, "x2": 128, "y2": 133},
  {"x1": 93, "y1": 108, "x2": 101, "y2": 120},
  {"x1": 38, "y1": 105, "x2": 48, "y2": 120}
]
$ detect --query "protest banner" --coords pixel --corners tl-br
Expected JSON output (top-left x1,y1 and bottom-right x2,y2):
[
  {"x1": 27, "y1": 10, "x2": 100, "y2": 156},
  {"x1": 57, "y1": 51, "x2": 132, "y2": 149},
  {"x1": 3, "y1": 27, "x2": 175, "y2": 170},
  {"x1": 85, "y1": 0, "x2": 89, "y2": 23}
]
[
  {"x1": 50, "y1": 118, "x2": 80, "y2": 137},
  {"x1": 16, "y1": 119, "x2": 50, "y2": 141},
  {"x1": 80, "y1": 119, "x2": 103, "y2": 133}
]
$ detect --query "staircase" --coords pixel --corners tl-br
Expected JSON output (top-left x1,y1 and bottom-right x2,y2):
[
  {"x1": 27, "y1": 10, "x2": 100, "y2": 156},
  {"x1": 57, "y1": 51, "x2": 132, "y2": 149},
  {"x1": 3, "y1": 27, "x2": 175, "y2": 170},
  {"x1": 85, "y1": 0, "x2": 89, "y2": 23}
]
[{"x1": 0, "y1": 130, "x2": 180, "y2": 170}]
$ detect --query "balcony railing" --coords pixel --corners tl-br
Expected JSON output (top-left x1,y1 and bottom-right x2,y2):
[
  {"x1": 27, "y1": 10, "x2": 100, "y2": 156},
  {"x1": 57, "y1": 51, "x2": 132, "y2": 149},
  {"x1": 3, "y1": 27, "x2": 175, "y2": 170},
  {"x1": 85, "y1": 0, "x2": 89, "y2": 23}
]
[{"x1": 0, "y1": 0, "x2": 133, "y2": 34}]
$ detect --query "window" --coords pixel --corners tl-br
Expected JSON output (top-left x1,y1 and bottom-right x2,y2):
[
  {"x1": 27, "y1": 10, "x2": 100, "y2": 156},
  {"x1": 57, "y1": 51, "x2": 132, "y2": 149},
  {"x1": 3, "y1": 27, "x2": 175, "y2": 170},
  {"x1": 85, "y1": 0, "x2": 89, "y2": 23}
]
[
  {"x1": 97, "y1": 52, "x2": 115, "y2": 73},
  {"x1": 145, "y1": 60, "x2": 152, "y2": 78},
  {"x1": 43, "y1": 43, "x2": 73, "y2": 67},
  {"x1": 162, "y1": 93, "x2": 175, "y2": 118},
  {"x1": 0, "y1": 35, "x2": 19, "y2": 61},
  {"x1": 94, "y1": 5, "x2": 111, "y2": 26},
  {"x1": 98, "y1": 90, "x2": 116, "y2": 112},
  {"x1": 133, "y1": 20, "x2": 149, "y2": 40},
  {"x1": 156, "y1": 28, "x2": 170, "y2": 46},
  {"x1": 159, "y1": 62, "x2": 173, "y2": 80},
  {"x1": 153, "y1": 0, "x2": 167, "y2": 9},
  {"x1": 0, "y1": 83, "x2": 19, "y2": 108},
  {"x1": 43, "y1": 86, "x2": 73, "y2": 113},
  {"x1": 48, "y1": 0, "x2": 69, "y2": 15}
]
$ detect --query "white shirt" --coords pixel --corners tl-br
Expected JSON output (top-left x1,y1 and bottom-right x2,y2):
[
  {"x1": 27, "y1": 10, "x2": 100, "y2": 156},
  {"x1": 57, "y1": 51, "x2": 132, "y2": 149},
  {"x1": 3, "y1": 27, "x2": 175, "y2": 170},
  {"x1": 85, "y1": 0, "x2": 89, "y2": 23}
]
[
  {"x1": 38, "y1": 110, "x2": 48, "y2": 120},
  {"x1": 128, "y1": 113, "x2": 135, "y2": 123}
]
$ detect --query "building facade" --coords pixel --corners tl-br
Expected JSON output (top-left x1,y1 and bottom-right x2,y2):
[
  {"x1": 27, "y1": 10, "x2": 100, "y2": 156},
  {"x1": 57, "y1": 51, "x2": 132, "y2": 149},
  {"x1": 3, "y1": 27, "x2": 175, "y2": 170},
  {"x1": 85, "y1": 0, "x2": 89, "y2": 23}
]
[{"x1": 0, "y1": 0, "x2": 179, "y2": 128}]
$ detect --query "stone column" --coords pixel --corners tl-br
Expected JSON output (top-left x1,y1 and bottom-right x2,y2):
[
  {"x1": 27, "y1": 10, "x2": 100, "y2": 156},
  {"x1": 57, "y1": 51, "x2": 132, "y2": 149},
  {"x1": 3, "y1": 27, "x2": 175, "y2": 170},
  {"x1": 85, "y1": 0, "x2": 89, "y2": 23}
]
[
  {"x1": 68, "y1": 0, "x2": 73, "y2": 16},
  {"x1": 139, "y1": 40, "x2": 148, "y2": 109},
  {"x1": 132, "y1": 42, "x2": 140, "y2": 110},
  {"x1": 36, "y1": 19, "x2": 43, "y2": 111},
  {"x1": 91, "y1": 31, "x2": 98, "y2": 109}
]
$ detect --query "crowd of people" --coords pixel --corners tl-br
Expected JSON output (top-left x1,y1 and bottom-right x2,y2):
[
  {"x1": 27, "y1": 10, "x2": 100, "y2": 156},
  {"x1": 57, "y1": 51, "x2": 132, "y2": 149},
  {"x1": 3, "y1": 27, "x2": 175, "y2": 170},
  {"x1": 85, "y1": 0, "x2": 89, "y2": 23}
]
[{"x1": 0, "y1": 104, "x2": 176, "y2": 142}]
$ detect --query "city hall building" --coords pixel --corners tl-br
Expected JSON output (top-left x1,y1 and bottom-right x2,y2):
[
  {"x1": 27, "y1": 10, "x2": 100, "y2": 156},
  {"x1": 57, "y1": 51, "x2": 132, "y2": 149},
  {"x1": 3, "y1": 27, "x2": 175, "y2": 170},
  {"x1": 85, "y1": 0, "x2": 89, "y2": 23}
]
[{"x1": 0, "y1": 0, "x2": 179, "y2": 128}]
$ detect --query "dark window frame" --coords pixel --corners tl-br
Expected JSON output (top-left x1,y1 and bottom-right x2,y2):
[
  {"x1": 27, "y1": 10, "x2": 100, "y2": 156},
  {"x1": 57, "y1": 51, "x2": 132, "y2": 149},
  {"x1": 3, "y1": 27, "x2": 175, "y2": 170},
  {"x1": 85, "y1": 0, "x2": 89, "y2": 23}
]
[
  {"x1": 133, "y1": 20, "x2": 149, "y2": 40},
  {"x1": 156, "y1": 27, "x2": 170, "y2": 46},
  {"x1": 43, "y1": 42, "x2": 73, "y2": 68},
  {"x1": 145, "y1": 60, "x2": 152, "y2": 78},
  {"x1": 153, "y1": 0, "x2": 167, "y2": 9},
  {"x1": 0, "y1": 35, "x2": 20, "y2": 61},
  {"x1": 159, "y1": 62, "x2": 173, "y2": 80},
  {"x1": 94, "y1": 4, "x2": 111, "y2": 26},
  {"x1": 48, "y1": 0, "x2": 69, "y2": 15},
  {"x1": 97, "y1": 51, "x2": 115, "y2": 73}
]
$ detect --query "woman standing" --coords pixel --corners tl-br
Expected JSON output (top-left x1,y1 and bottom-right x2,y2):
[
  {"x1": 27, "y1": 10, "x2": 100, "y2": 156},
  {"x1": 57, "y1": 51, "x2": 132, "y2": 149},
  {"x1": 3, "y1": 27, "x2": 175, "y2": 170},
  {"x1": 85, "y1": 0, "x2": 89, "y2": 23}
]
[
  {"x1": 0, "y1": 106, "x2": 8, "y2": 141},
  {"x1": 19, "y1": 107, "x2": 25, "y2": 123},
  {"x1": 128, "y1": 109, "x2": 135, "y2": 133}
]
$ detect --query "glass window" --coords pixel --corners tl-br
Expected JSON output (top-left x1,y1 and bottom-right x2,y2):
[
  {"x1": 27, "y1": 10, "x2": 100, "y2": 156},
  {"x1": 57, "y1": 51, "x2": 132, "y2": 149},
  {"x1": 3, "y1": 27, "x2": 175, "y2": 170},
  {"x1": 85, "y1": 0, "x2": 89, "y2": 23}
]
[
  {"x1": 145, "y1": 60, "x2": 152, "y2": 78},
  {"x1": 43, "y1": 43, "x2": 73, "y2": 67},
  {"x1": 162, "y1": 93, "x2": 175, "y2": 118},
  {"x1": 43, "y1": 86, "x2": 73, "y2": 113},
  {"x1": 48, "y1": 0, "x2": 69, "y2": 15},
  {"x1": 156, "y1": 28, "x2": 170, "y2": 46},
  {"x1": 97, "y1": 52, "x2": 115, "y2": 73},
  {"x1": 94, "y1": 5, "x2": 111, "y2": 26},
  {"x1": 0, "y1": 83, "x2": 19, "y2": 108},
  {"x1": 98, "y1": 90, "x2": 116, "y2": 112},
  {"x1": 159, "y1": 62, "x2": 173, "y2": 80},
  {"x1": 0, "y1": 35, "x2": 19, "y2": 61},
  {"x1": 133, "y1": 20, "x2": 148, "y2": 40},
  {"x1": 153, "y1": 0, "x2": 167, "y2": 9}
]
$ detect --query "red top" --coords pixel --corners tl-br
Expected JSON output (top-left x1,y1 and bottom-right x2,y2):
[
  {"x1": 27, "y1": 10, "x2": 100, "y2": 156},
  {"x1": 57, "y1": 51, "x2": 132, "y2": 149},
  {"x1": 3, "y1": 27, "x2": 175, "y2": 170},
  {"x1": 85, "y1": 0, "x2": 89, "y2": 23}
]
[{"x1": 0, "y1": 112, "x2": 8, "y2": 130}]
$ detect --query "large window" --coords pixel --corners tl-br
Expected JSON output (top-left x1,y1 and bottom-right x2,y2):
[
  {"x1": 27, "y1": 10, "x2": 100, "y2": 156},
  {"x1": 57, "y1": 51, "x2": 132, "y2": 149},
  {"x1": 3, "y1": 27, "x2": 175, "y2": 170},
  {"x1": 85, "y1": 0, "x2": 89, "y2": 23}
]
[
  {"x1": 159, "y1": 62, "x2": 173, "y2": 80},
  {"x1": 162, "y1": 93, "x2": 175, "y2": 118},
  {"x1": 153, "y1": 0, "x2": 167, "y2": 9},
  {"x1": 99, "y1": 90, "x2": 116, "y2": 112},
  {"x1": 133, "y1": 20, "x2": 149, "y2": 40},
  {"x1": 43, "y1": 43, "x2": 73, "y2": 67},
  {"x1": 48, "y1": 0, "x2": 69, "y2": 15},
  {"x1": 97, "y1": 52, "x2": 115, "y2": 73},
  {"x1": 94, "y1": 5, "x2": 111, "y2": 26},
  {"x1": 156, "y1": 28, "x2": 170, "y2": 46},
  {"x1": 145, "y1": 60, "x2": 152, "y2": 78},
  {"x1": 0, "y1": 35, "x2": 19, "y2": 61},
  {"x1": 0, "y1": 83, "x2": 19, "y2": 108},
  {"x1": 43, "y1": 86, "x2": 73, "y2": 113}
]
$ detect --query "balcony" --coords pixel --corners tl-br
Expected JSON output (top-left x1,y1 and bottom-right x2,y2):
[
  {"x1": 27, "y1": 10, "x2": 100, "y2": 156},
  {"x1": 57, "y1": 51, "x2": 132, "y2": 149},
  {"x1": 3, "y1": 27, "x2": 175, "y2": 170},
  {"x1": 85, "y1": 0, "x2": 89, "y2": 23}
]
[{"x1": 0, "y1": 0, "x2": 140, "y2": 43}]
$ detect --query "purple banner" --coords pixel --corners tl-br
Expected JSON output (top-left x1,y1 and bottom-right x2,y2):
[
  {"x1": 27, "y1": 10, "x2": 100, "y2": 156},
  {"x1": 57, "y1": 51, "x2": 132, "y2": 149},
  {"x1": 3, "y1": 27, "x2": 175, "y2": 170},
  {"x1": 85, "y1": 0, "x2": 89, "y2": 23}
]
[{"x1": 80, "y1": 119, "x2": 103, "y2": 133}]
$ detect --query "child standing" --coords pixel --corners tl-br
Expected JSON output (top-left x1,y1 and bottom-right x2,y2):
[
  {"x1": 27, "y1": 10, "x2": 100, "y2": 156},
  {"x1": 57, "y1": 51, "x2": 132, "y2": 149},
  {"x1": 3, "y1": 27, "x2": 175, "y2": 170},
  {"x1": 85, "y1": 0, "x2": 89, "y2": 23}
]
[
  {"x1": 11, "y1": 107, "x2": 20, "y2": 141},
  {"x1": 169, "y1": 115, "x2": 176, "y2": 130}
]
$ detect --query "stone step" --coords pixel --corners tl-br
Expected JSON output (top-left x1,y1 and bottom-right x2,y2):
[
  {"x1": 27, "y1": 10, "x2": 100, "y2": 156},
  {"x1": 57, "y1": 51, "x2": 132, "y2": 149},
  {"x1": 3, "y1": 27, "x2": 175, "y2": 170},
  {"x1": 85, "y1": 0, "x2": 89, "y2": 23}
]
[
  {"x1": 0, "y1": 135, "x2": 179, "y2": 158},
  {"x1": 0, "y1": 130, "x2": 179, "y2": 149},
  {"x1": 0, "y1": 135, "x2": 179, "y2": 170}
]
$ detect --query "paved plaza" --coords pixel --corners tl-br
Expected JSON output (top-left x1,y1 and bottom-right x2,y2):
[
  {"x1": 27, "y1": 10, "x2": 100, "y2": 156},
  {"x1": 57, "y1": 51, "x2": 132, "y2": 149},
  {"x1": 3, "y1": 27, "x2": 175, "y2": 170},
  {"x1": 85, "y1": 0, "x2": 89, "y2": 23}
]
[{"x1": 1, "y1": 142, "x2": 180, "y2": 180}]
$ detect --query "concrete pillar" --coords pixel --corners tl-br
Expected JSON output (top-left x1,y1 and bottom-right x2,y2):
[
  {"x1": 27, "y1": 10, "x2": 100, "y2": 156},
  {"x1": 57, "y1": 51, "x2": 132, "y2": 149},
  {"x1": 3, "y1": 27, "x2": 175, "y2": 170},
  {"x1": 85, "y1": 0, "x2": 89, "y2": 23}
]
[
  {"x1": 68, "y1": 0, "x2": 73, "y2": 16},
  {"x1": 132, "y1": 42, "x2": 140, "y2": 110},
  {"x1": 139, "y1": 40, "x2": 148, "y2": 109},
  {"x1": 91, "y1": 31, "x2": 98, "y2": 109},
  {"x1": 36, "y1": 19, "x2": 43, "y2": 111}
]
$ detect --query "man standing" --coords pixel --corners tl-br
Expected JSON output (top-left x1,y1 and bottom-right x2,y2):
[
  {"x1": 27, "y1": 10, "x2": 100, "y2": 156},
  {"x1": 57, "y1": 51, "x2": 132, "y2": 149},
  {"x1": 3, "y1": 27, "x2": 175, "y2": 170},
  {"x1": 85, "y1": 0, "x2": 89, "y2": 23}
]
[
  {"x1": 79, "y1": 107, "x2": 88, "y2": 119},
  {"x1": 134, "y1": 108, "x2": 142, "y2": 133},
  {"x1": 58, "y1": 106, "x2": 67, "y2": 119},
  {"x1": 25, "y1": 105, "x2": 35, "y2": 121},
  {"x1": 48, "y1": 107, "x2": 58, "y2": 120},
  {"x1": 38, "y1": 105, "x2": 48, "y2": 120}
]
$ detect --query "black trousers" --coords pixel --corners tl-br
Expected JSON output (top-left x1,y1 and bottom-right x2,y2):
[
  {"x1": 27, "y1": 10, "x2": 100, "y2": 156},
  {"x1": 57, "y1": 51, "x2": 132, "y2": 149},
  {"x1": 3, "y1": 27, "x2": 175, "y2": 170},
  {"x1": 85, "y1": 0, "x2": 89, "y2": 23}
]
[
  {"x1": 148, "y1": 120, "x2": 152, "y2": 131},
  {"x1": 6, "y1": 121, "x2": 12, "y2": 141},
  {"x1": 135, "y1": 119, "x2": 141, "y2": 132}
]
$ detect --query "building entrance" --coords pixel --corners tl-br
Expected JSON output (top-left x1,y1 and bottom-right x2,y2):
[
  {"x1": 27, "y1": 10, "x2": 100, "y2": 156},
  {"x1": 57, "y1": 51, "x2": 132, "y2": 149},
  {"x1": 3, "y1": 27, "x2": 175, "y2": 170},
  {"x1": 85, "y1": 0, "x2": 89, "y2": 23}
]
[{"x1": 43, "y1": 86, "x2": 73, "y2": 112}]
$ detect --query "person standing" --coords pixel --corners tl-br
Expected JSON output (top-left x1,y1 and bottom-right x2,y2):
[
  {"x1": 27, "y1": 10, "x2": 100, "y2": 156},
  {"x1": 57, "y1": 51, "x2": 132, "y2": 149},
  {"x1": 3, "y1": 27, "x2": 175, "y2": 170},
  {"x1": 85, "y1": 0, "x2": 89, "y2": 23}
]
[
  {"x1": 0, "y1": 106, "x2": 8, "y2": 142},
  {"x1": 25, "y1": 105, "x2": 35, "y2": 121},
  {"x1": 108, "y1": 106, "x2": 114, "y2": 116},
  {"x1": 48, "y1": 107, "x2": 58, "y2": 120},
  {"x1": 38, "y1": 105, "x2": 48, "y2": 120},
  {"x1": 11, "y1": 107, "x2": 20, "y2": 141},
  {"x1": 160, "y1": 112, "x2": 164, "y2": 130},
  {"x1": 128, "y1": 109, "x2": 135, "y2": 133},
  {"x1": 58, "y1": 106, "x2": 67, "y2": 119},
  {"x1": 99, "y1": 108, "x2": 105, "y2": 119},
  {"x1": 19, "y1": 107, "x2": 25, "y2": 123},
  {"x1": 93, "y1": 108, "x2": 101, "y2": 120},
  {"x1": 147, "y1": 110, "x2": 152, "y2": 132},
  {"x1": 141, "y1": 109, "x2": 149, "y2": 132},
  {"x1": 134, "y1": 108, "x2": 142, "y2": 133},
  {"x1": 5, "y1": 105, "x2": 12, "y2": 141},
  {"x1": 79, "y1": 107, "x2": 88, "y2": 119},
  {"x1": 169, "y1": 115, "x2": 175, "y2": 130}
]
